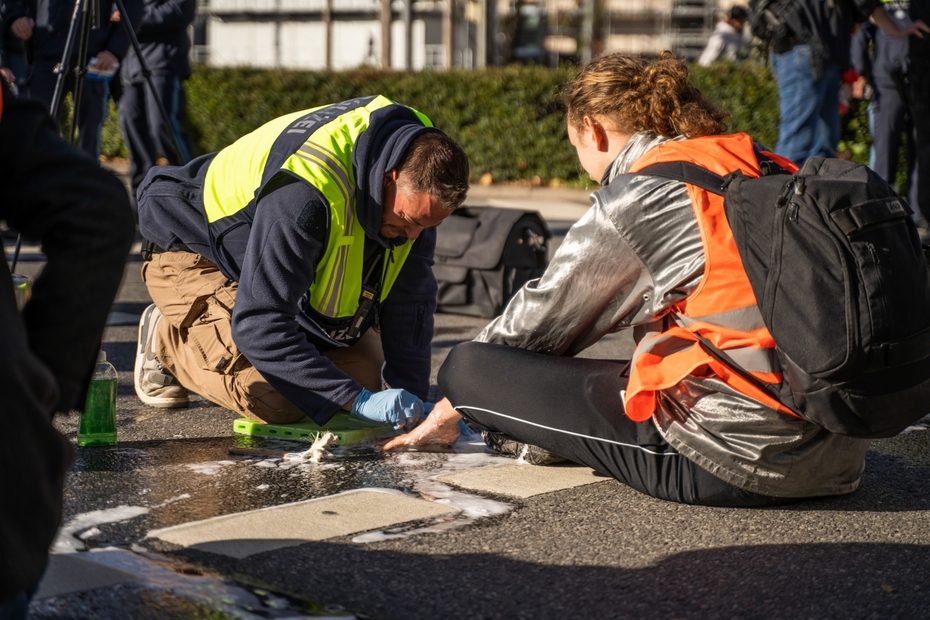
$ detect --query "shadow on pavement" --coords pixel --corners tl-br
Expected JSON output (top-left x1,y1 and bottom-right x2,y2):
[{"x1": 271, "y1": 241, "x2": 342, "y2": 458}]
[{"x1": 171, "y1": 540, "x2": 930, "y2": 620}]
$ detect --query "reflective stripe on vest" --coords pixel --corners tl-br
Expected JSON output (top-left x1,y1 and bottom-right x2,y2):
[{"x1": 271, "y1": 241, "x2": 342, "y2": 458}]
[
  {"x1": 202, "y1": 95, "x2": 433, "y2": 319},
  {"x1": 623, "y1": 133, "x2": 800, "y2": 421}
]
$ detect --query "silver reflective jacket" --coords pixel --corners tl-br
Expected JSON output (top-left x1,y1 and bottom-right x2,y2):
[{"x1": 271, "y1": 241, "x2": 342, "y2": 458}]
[{"x1": 476, "y1": 132, "x2": 869, "y2": 497}]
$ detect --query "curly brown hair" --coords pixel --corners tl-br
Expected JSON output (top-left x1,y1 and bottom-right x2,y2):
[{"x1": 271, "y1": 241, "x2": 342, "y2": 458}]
[{"x1": 563, "y1": 51, "x2": 729, "y2": 139}]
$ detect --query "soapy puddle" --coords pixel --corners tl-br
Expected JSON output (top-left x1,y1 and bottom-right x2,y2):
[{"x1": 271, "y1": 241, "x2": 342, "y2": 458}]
[
  {"x1": 54, "y1": 428, "x2": 522, "y2": 610},
  {"x1": 54, "y1": 506, "x2": 152, "y2": 553},
  {"x1": 34, "y1": 547, "x2": 353, "y2": 619},
  {"x1": 352, "y1": 429, "x2": 514, "y2": 542}
]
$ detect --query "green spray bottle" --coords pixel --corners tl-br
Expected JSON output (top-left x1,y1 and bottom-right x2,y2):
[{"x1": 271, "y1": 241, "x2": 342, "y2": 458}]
[{"x1": 78, "y1": 350, "x2": 118, "y2": 447}]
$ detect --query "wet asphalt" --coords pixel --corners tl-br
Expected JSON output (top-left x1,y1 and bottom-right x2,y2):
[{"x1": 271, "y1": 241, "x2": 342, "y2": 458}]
[{"x1": 10, "y1": 229, "x2": 930, "y2": 619}]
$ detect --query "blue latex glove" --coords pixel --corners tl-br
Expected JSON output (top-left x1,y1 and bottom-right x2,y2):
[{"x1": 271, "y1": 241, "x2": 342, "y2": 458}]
[{"x1": 350, "y1": 388, "x2": 425, "y2": 430}]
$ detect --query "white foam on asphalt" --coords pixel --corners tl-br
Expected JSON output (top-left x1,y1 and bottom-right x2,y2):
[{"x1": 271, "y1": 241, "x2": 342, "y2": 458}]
[
  {"x1": 186, "y1": 460, "x2": 236, "y2": 475},
  {"x1": 53, "y1": 505, "x2": 151, "y2": 553},
  {"x1": 34, "y1": 547, "x2": 338, "y2": 618},
  {"x1": 352, "y1": 431, "x2": 513, "y2": 543}
]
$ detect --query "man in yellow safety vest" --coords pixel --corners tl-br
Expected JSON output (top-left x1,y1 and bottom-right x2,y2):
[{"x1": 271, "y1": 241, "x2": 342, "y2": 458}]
[{"x1": 134, "y1": 95, "x2": 469, "y2": 430}]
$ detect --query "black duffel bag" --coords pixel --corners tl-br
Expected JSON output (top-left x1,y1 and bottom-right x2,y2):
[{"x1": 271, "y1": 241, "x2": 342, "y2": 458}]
[{"x1": 433, "y1": 207, "x2": 550, "y2": 318}]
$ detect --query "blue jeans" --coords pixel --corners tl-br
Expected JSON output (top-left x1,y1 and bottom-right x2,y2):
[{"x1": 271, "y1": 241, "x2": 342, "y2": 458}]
[{"x1": 771, "y1": 45, "x2": 841, "y2": 165}]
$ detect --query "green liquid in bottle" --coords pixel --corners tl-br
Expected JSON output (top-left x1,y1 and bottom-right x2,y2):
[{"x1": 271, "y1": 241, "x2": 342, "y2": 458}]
[{"x1": 78, "y1": 377, "x2": 118, "y2": 447}]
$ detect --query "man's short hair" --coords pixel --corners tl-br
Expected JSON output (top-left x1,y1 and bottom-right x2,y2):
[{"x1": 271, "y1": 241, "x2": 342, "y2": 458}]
[
  {"x1": 728, "y1": 5, "x2": 748, "y2": 21},
  {"x1": 396, "y1": 131, "x2": 470, "y2": 211}
]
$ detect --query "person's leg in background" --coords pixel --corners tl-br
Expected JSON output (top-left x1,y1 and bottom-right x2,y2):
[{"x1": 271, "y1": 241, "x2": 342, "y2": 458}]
[
  {"x1": 908, "y1": 35, "x2": 930, "y2": 233},
  {"x1": 438, "y1": 341, "x2": 791, "y2": 507},
  {"x1": 119, "y1": 79, "x2": 158, "y2": 198},
  {"x1": 869, "y1": 83, "x2": 906, "y2": 188},
  {"x1": 813, "y1": 61, "x2": 842, "y2": 159},
  {"x1": 28, "y1": 62, "x2": 109, "y2": 160},
  {"x1": 772, "y1": 45, "x2": 822, "y2": 164},
  {"x1": 25, "y1": 59, "x2": 64, "y2": 116},
  {"x1": 147, "y1": 73, "x2": 192, "y2": 169},
  {"x1": 5, "y1": 52, "x2": 29, "y2": 96},
  {"x1": 74, "y1": 76, "x2": 109, "y2": 158}
]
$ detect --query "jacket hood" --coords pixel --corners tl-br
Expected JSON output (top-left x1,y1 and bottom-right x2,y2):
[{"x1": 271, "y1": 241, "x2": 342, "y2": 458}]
[{"x1": 353, "y1": 104, "x2": 441, "y2": 247}]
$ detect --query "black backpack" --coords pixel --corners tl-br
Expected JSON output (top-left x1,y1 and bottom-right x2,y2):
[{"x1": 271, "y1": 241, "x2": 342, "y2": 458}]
[
  {"x1": 749, "y1": 0, "x2": 803, "y2": 51},
  {"x1": 749, "y1": 0, "x2": 836, "y2": 61},
  {"x1": 433, "y1": 207, "x2": 550, "y2": 318},
  {"x1": 640, "y1": 156, "x2": 930, "y2": 438}
]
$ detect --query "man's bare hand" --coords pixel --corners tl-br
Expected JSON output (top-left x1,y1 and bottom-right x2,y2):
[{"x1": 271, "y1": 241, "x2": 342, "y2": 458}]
[
  {"x1": 378, "y1": 397, "x2": 462, "y2": 450},
  {"x1": 902, "y1": 18, "x2": 930, "y2": 38},
  {"x1": 851, "y1": 75, "x2": 868, "y2": 100},
  {"x1": 93, "y1": 51, "x2": 119, "y2": 71},
  {"x1": 0, "y1": 68, "x2": 14, "y2": 84},
  {"x1": 11, "y1": 17, "x2": 34, "y2": 40}
]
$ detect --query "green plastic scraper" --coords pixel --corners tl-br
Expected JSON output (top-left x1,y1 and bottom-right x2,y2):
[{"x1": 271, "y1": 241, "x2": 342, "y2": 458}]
[{"x1": 232, "y1": 413, "x2": 393, "y2": 446}]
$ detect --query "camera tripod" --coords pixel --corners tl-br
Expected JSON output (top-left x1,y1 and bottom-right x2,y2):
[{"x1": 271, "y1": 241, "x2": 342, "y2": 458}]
[
  {"x1": 49, "y1": 0, "x2": 186, "y2": 158},
  {"x1": 9, "y1": 0, "x2": 187, "y2": 274}
]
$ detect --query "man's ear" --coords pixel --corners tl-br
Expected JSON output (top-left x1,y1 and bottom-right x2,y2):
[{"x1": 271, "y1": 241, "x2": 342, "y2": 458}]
[{"x1": 583, "y1": 116, "x2": 610, "y2": 153}]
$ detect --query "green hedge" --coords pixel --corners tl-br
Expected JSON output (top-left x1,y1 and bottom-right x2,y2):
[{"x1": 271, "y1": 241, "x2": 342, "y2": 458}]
[{"x1": 100, "y1": 61, "x2": 872, "y2": 184}]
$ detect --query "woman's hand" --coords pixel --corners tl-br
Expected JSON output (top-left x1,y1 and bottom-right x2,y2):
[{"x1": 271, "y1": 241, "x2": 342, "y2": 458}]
[{"x1": 378, "y1": 397, "x2": 462, "y2": 450}]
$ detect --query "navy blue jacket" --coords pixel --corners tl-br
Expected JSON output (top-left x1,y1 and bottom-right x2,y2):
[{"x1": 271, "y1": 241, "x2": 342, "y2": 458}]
[
  {"x1": 850, "y1": 2, "x2": 911, "y2": 89},
  {"x1": 790, "y1": 0, "x2": 881, "y2": 69},
  {"x1": 27, "y1": 0, "x2": 142, "y2": 63},
  {"x1": 120, "y1": 0, "x2": 194, "y2": 84},
  {"x1": 138, "y1": 111, "x2": 440, "y2": 424},
  {"x1": 1, "y1": 0, "x2": 29, "y2": 67}
]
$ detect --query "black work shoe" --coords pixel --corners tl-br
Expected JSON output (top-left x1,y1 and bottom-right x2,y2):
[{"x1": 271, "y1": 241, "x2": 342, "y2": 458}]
[{"x1": 481, "y1": 430, "x2": 569, "y2": 466}]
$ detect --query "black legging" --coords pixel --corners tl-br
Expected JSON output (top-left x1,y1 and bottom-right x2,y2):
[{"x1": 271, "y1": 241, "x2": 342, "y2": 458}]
[{"x1": 439, "y1": 341, "x2": 797, "y2": 507}]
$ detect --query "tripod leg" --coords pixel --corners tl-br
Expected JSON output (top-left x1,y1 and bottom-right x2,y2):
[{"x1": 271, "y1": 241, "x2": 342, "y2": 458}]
[
  {"x1": 68, "y1": 0, "x2": 94, "y2": 146},
  {"x1": 49, "y1": 0, "x2": 86, "y2": 120}
]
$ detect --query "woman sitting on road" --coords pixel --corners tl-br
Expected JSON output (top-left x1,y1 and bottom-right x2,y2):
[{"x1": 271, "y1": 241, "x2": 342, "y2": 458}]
[{"x1": 382, "y1": 51, "x2": 871, "y2": 506}]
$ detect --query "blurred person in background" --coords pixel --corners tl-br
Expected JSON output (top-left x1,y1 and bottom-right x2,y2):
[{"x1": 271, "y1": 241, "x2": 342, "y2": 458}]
[
  {"x1": 22, "y1": 0, "x2": 141, "y2": 158},
  {"x1": 0, "y1": 0, "x2": 31, "y2": 94},
  {"x1": 118, "y1": 0, "x2": 194, "y2": 198},
  {"x1": 697, "y1": 5, "x2": 749, "y2": 66},
  {"x1": 765, "y1": 0, "x2": 926, "y2": 165},
  {"x1": 907, "y1": 0, "x2": 930, "y2": 241},
  {"x1": 850, "y1": 3, "x2": 920, "y2": 232}
]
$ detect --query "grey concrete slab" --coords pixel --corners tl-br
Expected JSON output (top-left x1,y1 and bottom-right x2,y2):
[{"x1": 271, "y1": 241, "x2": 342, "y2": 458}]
[
  {"x1": 438, "y1": 463, "x2": 605, "y2": 498},
  {"x1": 147, "y1": 488, "x2": 459, "y2": 558},
  {"x1": 34, "y1": 554, "x2": 141, "y2": 600}
]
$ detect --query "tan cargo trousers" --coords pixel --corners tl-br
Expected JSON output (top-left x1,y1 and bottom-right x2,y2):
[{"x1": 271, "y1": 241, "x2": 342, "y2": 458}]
[{"x1": 141, "y1": 251, "x2": 384, "y2": 424}]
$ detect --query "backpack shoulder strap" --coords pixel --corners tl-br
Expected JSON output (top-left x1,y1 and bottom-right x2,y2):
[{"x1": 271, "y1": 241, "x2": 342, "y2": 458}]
[
  {"x1": 635, "y1": 161, "x2": 731, "y2": 195},
  {"x1": 637, "y1": 145, "x2": 792, "y2": 193}
]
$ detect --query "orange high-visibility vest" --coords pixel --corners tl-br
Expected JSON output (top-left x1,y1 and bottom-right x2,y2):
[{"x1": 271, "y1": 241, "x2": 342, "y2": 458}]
[{"x1": 623, "y1": 133, "x2": 800, "y2": 422}]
